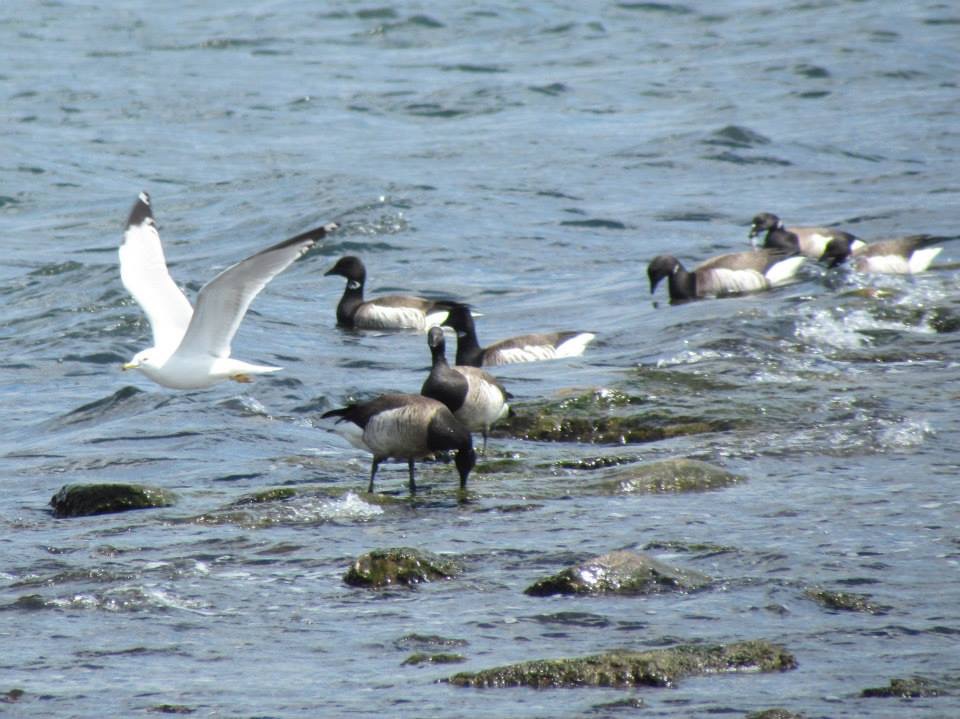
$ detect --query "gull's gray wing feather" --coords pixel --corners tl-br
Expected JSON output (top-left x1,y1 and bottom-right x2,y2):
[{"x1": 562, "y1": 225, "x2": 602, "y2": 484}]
[
  {"x1": 118, "y1": 192, "x2": 194, "y2": 351},
  {"x1": 174, "y1": 223, "x2": 336, "y2": 358}
]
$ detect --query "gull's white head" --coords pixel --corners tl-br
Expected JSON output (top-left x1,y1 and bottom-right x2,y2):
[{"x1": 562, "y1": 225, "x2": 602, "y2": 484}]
[{"x1": 122, "y1": 348, "x2": 161, "y2": 373}]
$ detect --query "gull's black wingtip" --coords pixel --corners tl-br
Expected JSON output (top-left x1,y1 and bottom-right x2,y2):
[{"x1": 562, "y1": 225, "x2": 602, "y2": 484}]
[
  {"x1": 285, "y1": 221, "x2": 339, "y2": 247},
  {"x1": 126, "y1": 191, "x2": 153, "y2": 228}
]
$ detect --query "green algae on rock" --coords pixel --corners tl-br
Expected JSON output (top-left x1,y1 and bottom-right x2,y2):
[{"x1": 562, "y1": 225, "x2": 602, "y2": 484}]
[
  {"x1": 597, "y1": 458, "x2": 744, "y2": 494},
  {"x1": 746, "y1": 709, "x2": 805, "y2": 719},
  {"x1": 861, "y1": 676, "x2": 944, "y2": 698},
  {"x1": 402, "y1": 653, "x2": 466, "y2": 666},
  {"x1": 495, "y1": 388, "x2": 735, "y2": 444},
  {"x1": 448, "y1": 640, "x2": 796, "y2": 689},
  {"x1": 524, "y1": 550, "x2": 711, "y2": 597},
  {"x1": 804, "y1": 587, "x2": 886, "y2": 614},
  {"x1": 344, "y1": 547, "x2": 462, "y2": 588},
  {"x1": 50, "y1": 483, "x2": 177, "y2": 518}
]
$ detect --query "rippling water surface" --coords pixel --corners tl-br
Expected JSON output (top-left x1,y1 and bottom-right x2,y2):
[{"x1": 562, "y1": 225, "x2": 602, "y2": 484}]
[{"x1": 3, "y1": 1, "x2": 960, "y2": 717}]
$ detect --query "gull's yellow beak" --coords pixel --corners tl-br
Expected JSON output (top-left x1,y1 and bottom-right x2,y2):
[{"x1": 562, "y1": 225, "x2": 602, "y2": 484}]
[{"x1": 122, "y1": 361, "x2": 138, "y2": 371}]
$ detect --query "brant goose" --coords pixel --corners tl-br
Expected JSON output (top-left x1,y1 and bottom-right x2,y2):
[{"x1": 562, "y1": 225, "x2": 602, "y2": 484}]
[
  {"x1": 820, "y1": 234, "x2": 947, "y2": 274},
  {"x1": 441, "y1": 304, "x2": 595, "y2": 367},
  {"x1": 322, "y1": 393, "x2": 476, "y2": 495},
  {"x1": 750, "y1": 212, "x2": 857, "y2": 259},
  {"x1": 421, "y1": 326, "x2": 510, "y2": 453},
  {"x1": 120, "y1": 192, "x2": 336, "y2": 389},
  {"x1": 647, "y1": 248, "x2": 806, "y2": 302},
  {"x1": 324, "y1": 255, "x2": 465, "y2": 330}
]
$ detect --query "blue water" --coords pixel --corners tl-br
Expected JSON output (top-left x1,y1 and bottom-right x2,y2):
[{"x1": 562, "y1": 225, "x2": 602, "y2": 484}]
[{"x1": 3, "y1": 1, "x2": 960, "y2": 716}]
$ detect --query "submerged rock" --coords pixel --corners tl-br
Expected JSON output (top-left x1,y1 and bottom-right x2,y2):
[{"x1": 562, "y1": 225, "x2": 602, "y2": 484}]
[
  {"x1": 804, "y1": 587, "x2": 885, "y2": 614},
  {"x1": 596, "y1": 458, "x2": 744, "y2": 494},
  {"x1": 344, "y1": 547, "x2": 462, "y2": 588},
  {"x1": 524, "y1": 550, "x2": 711, "y2": 597},
  {"x1": 496, "y1": 388, "x2": 734, "y2": 444},
  {"x1": 50, "y1": 483, "x2": 177, "y2": 518},
  {"x1": 448, "y1": 640, "x2": 796, "y2": 688},
  {"x1": 861, "y1": 676, "x2": 944, "y2": 698},
  {"x1": 402, "y1": 653, "x2": 466, "y2": 666}
]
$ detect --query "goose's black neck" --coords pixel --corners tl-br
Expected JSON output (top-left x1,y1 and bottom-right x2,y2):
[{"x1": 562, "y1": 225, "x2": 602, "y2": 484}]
[
  {"x1": 667, "y1": 267, "x2": 698, "y2": 303},
  {"x1": 453, "y1": 317, "x2": 484, "y2": 367},
  {"x1": 336, "y1": 280, "x2": 364, "y2": 326},
  {"x1": 763, "y1": 226, "x2": 800, "y2": 254}
]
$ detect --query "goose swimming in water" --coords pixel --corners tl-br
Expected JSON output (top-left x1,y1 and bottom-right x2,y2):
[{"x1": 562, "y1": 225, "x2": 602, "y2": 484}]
[
  {"x1": 440, "y1": 304, "x2": 595, "y2": 367},
  {"x1": 820, "y1": 234, "x2": 948, "y2": 274},
  {"x1": 749, "y1": 212, "x2": 858, "y2": 259},
  {"x1": 322, "y1": 393, "x2": 475, "y2": 495},
  {"x1": 647, "y1": 248, "x2": 805, "y2": 303},
  {"x1": 324, "y1": 255, "x2": 466, "y2": 330}
]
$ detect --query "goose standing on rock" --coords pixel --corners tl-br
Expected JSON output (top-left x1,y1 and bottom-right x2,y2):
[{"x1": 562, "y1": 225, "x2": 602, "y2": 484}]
[
  {"x1": 647, "y1": 248, "x2": 806, "y2": 303},
  {"x1": 441, "y1": 304, "x2": 595, "y2": 367},
  {"x1": 820, "y1": 234, "x2": 948, "y2": 274},
  {"x1": 119, "y1": 192, "x2": 337, "y2": 389},
  {"x1": 421, "y1": 326, "x2": 510, "y2": 453},
  {"x1": 324, "y1": 255, "x2": 466, "y2": 330},
  {"x1": 750, "y1": 212, "x2": 858, "y2": 259},
  {"x1": 322, "y1": 393, "x2": 476, "y2": 495}
]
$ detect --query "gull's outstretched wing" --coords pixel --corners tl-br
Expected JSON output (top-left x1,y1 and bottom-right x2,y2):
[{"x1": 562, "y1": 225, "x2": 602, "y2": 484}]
[
  {"x1": 119, "y1": 192, "x2": 194, "y2": 351},
  {"x1": 174, "y1": 222, "x2": 338, "y2": 359}
]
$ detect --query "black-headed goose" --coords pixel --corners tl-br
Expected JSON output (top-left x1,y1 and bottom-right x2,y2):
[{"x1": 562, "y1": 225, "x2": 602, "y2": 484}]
[
  {"x1": 421, "y1": 326, "x2": 510, "y2": 453},
  {"x1": 322, "y1": 393, "x2": 475, "y2": 494},
  {"x1": 750, "y1": 212, "x2": 857, "y2": 259},
  {"x1": 820, "y1": 234, "x2": 947, "y2": 274},
  {"x1": 324, "y1": 255, "x2": 466, "y2": 330},
  {"x1": 441, "y1": 304, "x2": 595, "y2": 367},
  {"x1": 647, "y1": 248, "x2": 805, "y2": 303}
]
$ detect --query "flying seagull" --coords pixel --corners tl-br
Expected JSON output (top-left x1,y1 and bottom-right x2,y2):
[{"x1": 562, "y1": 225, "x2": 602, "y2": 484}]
[{"x1": 119, "y1": 192, "x2": 337, "y2": 389}]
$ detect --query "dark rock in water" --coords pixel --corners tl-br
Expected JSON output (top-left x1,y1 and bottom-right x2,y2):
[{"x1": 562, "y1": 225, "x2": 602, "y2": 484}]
[
  {"x1": 596, "y1": 458, "x2": 744, "y2": 494},
  {"x1": 50, "y1": 483, "x2": 177, "y2": 518},
  {"x1": 861, "y1": 676, "x2": 944, "y2": 698},
  {"x1": 746, "y1": 709, "x2": 805, "y2": 719},
  {"x1": 589, "y1": 696, "x2": 645, "y2": 711},
  {"x1": 804, "y1": 587, "x2": 886, "y2": 614},
  {"x1": 344, "y1": 547, "x2": 462, "y2": 588},
  {"x1": 524, "y1": 550, "x2": 711, "y2": 597},
  {"x1": 448, "y1": 640, "x2": 796, "y2": 688},
  {"x1": 146, "y1": 705, "x2": 195, "y2": 714},
  {"x1": 1, "y1": 689, "x2": 25, "y2": 704},
  {"x1": 402, "y1": 652, "x2": 466, "y2": 666},
  {"x1": 230, "y1": 487, "x2": 299, "y2": 505},
  {"x1": 498, "y1": 389, "x2": 733, "y2": 444}
]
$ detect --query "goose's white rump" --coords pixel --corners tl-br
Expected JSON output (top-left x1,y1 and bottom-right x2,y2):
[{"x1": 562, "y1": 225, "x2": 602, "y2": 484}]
[{"x1": 120, "y1": 192, "x2": 337, "y2": 389}]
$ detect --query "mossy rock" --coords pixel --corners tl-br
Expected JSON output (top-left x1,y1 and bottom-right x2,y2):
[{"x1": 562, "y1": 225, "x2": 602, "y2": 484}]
[
  {"x1": 597, "y1": 458, "x2": 744, "y2": 494},
  {"x1": 499, "y1": 409, "x2": 728, "y2": 444},
  {"x1": 494, "y1": 389, "x2": 734, "y2": 444},
  {"x1": 402, "y1": 653, "x2": 466, "y2": 666},
  {"x1": 928, "y1": 307, "x2": 960, "y2": 333},
  {"x1": 1, "y1": 689, "x2": 25, "y2": 704},
  {"x1": 861, "y1": 676, "x2": 944, "y2": 698},
  {"x1": 231, "y1": 487, "x2": 299, "y2": 505},
  {"x1": 448, "y1": 640, "x2": 796, "y2": 688},
  {"x1": 747, "y1": 710, "x2": 805, "y2": 719},
  {"x1": 554, "y1": 455, "x2": 639, "y2": 471},
  {"x1": 524, "y1": 550, "x2": 711, "y2": 597},
  {"x1": 344, "y1": 547, "x2": 462, "y2": 588},
  {"x1": 804, "y1": 587, "x2": 885, "y2": 614},
  {"x1": 50, "y1": 483, "x2": 177, "y2": 518}
]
